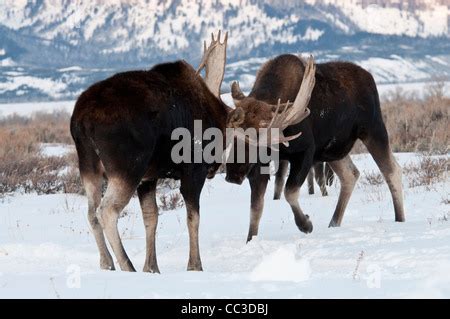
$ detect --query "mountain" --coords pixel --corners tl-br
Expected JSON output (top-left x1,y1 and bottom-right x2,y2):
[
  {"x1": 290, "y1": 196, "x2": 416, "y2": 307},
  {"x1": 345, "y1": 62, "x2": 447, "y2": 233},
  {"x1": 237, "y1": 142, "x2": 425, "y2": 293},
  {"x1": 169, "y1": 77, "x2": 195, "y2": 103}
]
[{"x1": 0, "y1": 0, "x2": 449, "y2": 102}]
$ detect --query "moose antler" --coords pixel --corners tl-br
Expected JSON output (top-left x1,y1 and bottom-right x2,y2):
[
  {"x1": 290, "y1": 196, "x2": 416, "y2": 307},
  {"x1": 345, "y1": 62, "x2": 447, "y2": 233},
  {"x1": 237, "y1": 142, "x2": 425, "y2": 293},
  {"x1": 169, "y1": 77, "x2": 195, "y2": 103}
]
[
  {"x1": 282, "y1": 55, "x2": 315, "y2": 126},
  {"x1": 196, "y1": 30, "x2": 228, "y2": 98},
  {"x1": 232, "y1": 101, "x2": 302, "y2": 148},
  {"x1": 233, "y1": 55, "x2": 316, "y2": 147}
]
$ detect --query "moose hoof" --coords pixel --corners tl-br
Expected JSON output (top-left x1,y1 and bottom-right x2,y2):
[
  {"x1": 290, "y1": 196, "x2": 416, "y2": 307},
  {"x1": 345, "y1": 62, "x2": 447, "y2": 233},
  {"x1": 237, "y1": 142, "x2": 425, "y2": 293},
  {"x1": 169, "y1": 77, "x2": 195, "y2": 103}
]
[
  {"x1": 297, "y1": 215, "x2": 313, "y2": 234},
  {"x1": 100, "y1": 257, "x2": 115, "y2": 271},
  {"x1": 395, "y1": 216, "x2": 406, "y2": 222},
  {"x1": 328, "y1": 219, "x2": 341, "y2": 228},
  {"x1": 187, "y1": 262, "x2": 203, "y2": 272},
  {"x1": 246, "y1": 234, "x2": 257, "y2": 243},
  {"x1": 119, "y1": 260, "x2": 136, "y2": 272},
  {"x1": 143, "y1": 265, "x2": 161, "y2": 274},
  {"x1": 187, "y1": 267, "x2": 203, "y2": 272}
]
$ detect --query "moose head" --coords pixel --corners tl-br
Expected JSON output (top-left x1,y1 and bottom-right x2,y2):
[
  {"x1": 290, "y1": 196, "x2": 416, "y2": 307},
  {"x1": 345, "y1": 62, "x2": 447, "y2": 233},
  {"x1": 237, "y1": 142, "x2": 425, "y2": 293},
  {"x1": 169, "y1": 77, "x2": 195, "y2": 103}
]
[{"x1": 224, "y1": 56, "x2": 316, "y2": 184}]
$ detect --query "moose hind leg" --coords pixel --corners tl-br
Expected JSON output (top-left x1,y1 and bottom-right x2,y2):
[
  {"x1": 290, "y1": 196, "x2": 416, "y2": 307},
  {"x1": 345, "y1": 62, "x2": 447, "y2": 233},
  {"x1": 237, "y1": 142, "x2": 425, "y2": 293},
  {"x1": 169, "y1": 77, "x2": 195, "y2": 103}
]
[
  {"x1": 328, "y1": 155, "x2": 360, "y2": 227},
  {"x1": 137, "y1": 180, "x2": 160, "y2": 273},
  {"x1": 274, "y1": 160, "x2": 288, "y2": 200},
  {"x1": 82, "y1": 172, "x2": 115, "y2": 270},
  {"x1": 363, "y1": 135, "x2": 405, "y2": 222},
  {"x1": 314, "y1": 162, "x2": 328, "y2": 196},
  {"x1": 325, "y1": 163, "x2": 334, "y2": 186},
  {"x1": 97, "y1": 177, "x2": 137, "y2": 272}
]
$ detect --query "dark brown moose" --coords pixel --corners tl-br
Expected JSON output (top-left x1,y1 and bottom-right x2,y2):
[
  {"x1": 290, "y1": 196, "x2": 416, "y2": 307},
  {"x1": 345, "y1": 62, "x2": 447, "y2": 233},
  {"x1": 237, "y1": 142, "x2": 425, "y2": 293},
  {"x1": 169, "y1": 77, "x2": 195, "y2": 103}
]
[
  {"x1": 70, "y1": 32, "x2": 232, "y2": 273},
  {"x1": 227, "y1": 54, "x2": 405, "y2": 242}
]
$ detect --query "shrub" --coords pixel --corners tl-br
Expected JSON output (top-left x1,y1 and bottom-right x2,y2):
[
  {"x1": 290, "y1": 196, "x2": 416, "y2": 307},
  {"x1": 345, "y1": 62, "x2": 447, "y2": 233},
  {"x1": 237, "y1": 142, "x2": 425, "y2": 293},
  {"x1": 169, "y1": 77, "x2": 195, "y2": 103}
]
[
  {"x1": 351, "y1": 82, "x2": 449, "y2": 154},
  {"x1": 0, "y1": 111, "x2": 79, "y2": 196},
  {"x1": 361, "y1": 171, "x2": 384, "y2": 186},
  {"x1": 158, "y1": 192, "x2": 184, "y2": 211},
  {"x1": 404, "y1": 156, "x2": 449, "y2": 189},
  {"x1": 380, "y1": 83, "x2": 449, "y2": 154}
]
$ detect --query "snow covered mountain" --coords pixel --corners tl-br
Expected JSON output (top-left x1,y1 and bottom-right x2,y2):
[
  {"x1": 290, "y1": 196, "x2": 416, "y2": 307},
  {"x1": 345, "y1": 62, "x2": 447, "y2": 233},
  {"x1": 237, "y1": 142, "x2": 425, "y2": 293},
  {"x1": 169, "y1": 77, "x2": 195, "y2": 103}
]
[{"x1": 0, "y1": 0, "x2": 449, "y2": 102}]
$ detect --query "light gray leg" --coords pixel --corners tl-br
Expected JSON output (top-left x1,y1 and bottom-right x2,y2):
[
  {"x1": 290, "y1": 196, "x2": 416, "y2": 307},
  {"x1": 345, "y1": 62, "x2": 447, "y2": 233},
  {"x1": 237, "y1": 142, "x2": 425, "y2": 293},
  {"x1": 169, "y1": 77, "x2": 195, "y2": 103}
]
[
  {"x1": 328, "y1": 155, "x2": 360, "y2": 227},
  {"x1": 82, "y1": 174, "x2": 115, "y2": 270},
  {"x1": 186, "y1": 203, "x2": 202, "y2": 271},
  {"x1": 325, "y1": 163, "x2": 335, "y2": 186},
  {"x1": 137, "y1": 180, "x2": 160, "y2": 273},
  {"x1": 364, "y1": 140, "x2": 405, "y2": 222},
  {"x1": 97, "y1": 178, "x2": 136, "y2": 272},
  {"x1": 314, "y1": 162, "x2": 328, "y2": 196},
  {"x1": 180, "y1": 173, "x2": 205, "y2": 272}
]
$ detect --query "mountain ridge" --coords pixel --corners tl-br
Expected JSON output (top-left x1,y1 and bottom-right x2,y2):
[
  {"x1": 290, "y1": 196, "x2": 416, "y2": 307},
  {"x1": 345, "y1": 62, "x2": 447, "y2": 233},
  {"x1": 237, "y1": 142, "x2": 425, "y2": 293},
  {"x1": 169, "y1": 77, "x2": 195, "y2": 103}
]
[{"x1": 0, "y1": 0, "x2": 448, "y2": 102}]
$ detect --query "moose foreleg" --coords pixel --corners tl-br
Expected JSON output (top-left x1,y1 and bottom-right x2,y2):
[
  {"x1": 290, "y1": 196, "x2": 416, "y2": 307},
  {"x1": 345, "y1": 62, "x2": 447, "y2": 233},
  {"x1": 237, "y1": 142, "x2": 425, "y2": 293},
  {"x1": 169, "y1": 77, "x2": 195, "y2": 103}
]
[{"x1": 247, "y1": 166, "x2": 270, "y2": 242}]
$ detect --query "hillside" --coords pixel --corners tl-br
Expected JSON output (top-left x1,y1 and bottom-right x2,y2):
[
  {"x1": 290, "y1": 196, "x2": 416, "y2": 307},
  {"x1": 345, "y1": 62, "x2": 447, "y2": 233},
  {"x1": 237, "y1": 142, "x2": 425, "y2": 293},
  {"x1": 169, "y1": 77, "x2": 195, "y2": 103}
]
[{"x1": 0, "y1": 0, "x2": 448, "y2": 101}]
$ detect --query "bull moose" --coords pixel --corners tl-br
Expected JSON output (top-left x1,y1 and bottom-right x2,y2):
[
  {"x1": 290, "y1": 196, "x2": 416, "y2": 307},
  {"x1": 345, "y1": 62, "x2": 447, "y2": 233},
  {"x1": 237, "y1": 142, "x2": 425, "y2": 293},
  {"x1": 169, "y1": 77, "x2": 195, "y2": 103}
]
[
  {"x1": 227, "y1": 54, "x2": 405, "y2": 242},
  {"x1": 70, "y1": 32, "x2": 316, "y2": 272},
  {"x1": 70, "y1": 32, "x2": 232, "y2": 272}
]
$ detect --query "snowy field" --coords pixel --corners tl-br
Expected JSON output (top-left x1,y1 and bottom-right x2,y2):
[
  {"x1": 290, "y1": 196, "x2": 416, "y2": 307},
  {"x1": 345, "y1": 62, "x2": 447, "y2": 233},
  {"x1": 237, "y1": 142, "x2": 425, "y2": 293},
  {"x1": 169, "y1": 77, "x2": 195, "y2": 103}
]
[
  {"x1": 0, "y1": 152, "x2": 449, "y2": 298},
  {"x1": 0, "y1": 95, "x2": 449, "y2": 299}
]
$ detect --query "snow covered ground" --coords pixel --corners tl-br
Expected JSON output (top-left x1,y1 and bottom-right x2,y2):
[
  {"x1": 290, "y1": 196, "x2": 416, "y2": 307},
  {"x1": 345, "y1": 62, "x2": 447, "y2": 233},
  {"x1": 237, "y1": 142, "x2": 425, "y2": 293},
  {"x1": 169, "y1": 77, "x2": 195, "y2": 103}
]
[
  {"x1": 0, "y1": 92, "x2": 449, "y2": 298},
  {"x1": 39, "y1": 143, "x2": 75, "y2": 158},
  {"x1": 0, "y1": 152, "x2": 449, "y2": 298}
]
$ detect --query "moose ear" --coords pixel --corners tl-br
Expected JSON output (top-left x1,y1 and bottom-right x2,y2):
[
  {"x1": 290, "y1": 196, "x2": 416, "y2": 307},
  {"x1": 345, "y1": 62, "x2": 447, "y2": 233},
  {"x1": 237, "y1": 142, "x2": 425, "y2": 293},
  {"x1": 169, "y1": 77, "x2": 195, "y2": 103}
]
[
  {"x1": 227, "y1": 107, "x2": 245, "y2": 128},
  {"x1": 231, "y1": 81, "x2": 246, "y2": 105}
]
